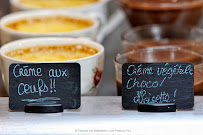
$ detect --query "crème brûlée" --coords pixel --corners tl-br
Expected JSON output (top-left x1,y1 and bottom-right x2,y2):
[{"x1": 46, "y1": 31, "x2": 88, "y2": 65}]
[
  {"x1": 6, "y1": 45, "x2": 98, "y2": 62},
  {"x1": 19, "y1": 0, "x2": 99, "y2": 8},
  {"x1": 5, "y1": 16, "x2": 93, "y2": 33}
]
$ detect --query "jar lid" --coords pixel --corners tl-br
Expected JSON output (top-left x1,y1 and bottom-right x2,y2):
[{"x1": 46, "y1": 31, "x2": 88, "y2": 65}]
[{"x1": 24, "y1": 103, "x2": 64, "y2": 113}]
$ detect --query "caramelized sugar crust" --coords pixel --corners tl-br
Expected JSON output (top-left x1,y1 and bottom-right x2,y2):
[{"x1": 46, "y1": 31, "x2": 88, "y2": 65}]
[
  {"x1": 5, "y1": 16, "x2": 93, "y2": 33},
  {"x1": 6, "y1": 44, "x2": 98, "y2": 62},
  {"x1": 19, "y1": 0, "x2": 99, "y2": 8}
]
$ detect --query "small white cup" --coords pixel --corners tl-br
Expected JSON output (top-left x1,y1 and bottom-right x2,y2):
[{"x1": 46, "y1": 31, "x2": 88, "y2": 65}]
[
  {"x1": 0, "y1": 10, "x2": 100, "y2": 44},
  {"x1": 0, "y1": 37, "x2": 104, "y2": 96}
]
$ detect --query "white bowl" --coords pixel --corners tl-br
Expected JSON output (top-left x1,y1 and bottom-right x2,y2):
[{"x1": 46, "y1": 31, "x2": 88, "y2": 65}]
[
  {"x1": 10, "y1": 0, "x2": 110, "y2": 25},
  {"x1": 0, "y1": 10, "x2": 100, "y2": 44},
  {"x1": 10, "y1": 0, "x2": 109, "y2": 12},
  {"x1": 0, "y1": 37, "x2": 104, "y2": 96}
]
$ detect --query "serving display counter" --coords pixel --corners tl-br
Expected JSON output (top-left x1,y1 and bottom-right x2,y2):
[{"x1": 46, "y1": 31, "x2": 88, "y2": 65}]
[{"x1": 0, "y1": 96, "x2": 203, "y2": 135}]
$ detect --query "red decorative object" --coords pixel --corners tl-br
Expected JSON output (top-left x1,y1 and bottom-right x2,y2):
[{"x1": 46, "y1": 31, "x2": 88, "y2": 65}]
[{"x1": 94, "y1": 68, "x2": 102, "y2": 86}]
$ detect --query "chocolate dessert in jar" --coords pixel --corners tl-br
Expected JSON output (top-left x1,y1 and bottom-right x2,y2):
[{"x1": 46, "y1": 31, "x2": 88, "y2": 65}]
[
  {"x1": 117, "y1": 0, "x2": 203, "y2": 27},
  {"x1": 114, "y1": 47, "x2": 203, "y2": 96},
  {"x1": 194, "y1": 64, "x2": 203, "y2": 95},
  {"x1": 121, "y1": 25, "x2": 203, "y2": 53}
]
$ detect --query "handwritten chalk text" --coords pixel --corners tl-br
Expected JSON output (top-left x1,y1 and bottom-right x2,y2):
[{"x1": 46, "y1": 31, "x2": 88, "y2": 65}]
[
  {"x1": 127, "y1": 64, "x2": 153, "y2": 76},
  {"x1": 157, "y1": 63, "x2": 193, "y2": 79},
  {"x1": 127, "y1": 77, "x2": 166, "y2": 89},
  {"x1": 124, "y1": 63, "x2": 193, "y2": 105},
  {"x1": 133, "y1": 89, "x2": 177, "y2": 104},
  {"x1": 18, "y1": 79, "x2": 49, "y2": 96},
  {"x1": 49, "y1": 69, "x2": 68, "y2": 78},
  {"x1": 13, "y1": 64, "x2": 42, "y2": 78}
]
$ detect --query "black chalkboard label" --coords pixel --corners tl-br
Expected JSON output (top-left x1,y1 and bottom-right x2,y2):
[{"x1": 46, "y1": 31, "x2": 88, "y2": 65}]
[
  {"x1": 122, "y1": 63, "x2": 194, "y2": 109},
  {"x1": 9, "y1": 63, "x2": 81, "y2": 111}
]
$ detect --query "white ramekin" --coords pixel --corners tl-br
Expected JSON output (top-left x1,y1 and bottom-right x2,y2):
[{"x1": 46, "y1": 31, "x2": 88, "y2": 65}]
[
  {"x1": 0, "y1": 37, "x2": 105, "y2": 96},
  {"x1": 0, "y1": 10, "x2": 100, "y2": 44},
  {"x1": 10, "y1": 0, "x2": 110, "y2": 25}
]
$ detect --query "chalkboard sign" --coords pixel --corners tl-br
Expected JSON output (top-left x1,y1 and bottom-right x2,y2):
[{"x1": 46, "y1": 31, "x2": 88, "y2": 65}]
[
  {"x1": 122, "y1": 63, "x2": 194, "y2": 110},
  {"x1": 9, "y1": 63, "x2": 81, "y2": 111}
]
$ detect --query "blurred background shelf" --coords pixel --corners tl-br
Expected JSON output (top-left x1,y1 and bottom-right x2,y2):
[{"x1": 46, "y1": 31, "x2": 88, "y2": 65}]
[{"x1": 97, "y1": 20, "x2": 129, "y2": 96}]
